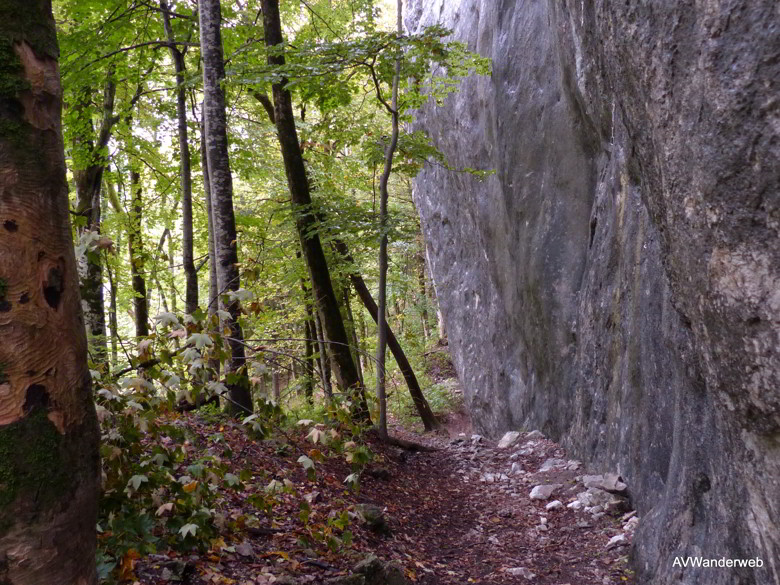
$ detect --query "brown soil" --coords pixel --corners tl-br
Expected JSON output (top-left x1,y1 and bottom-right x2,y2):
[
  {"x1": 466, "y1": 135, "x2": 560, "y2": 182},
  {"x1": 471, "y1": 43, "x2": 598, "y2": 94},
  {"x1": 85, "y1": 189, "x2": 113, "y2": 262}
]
[{"x1": 132, "y1": 409, "x2": 636, "y2": 585}]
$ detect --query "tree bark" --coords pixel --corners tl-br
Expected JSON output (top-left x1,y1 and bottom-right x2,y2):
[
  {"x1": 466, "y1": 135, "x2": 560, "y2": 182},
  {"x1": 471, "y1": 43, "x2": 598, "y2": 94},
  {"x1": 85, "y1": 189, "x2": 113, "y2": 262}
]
[
  {"x1": 332, "y1": 240, "x2": 438, "y2": 431},
  {"x1": 201, "y1": 119, "x2": 219, "y2": 317},
  {"x1": 199, "y1": 0, "x2": 252, "y2": 413},
  {"x1": 343, "y1": 287, "x2": 364, "y2": 386},
  {"x1": 0, "y1": 8, "x2": 100, "y2": 582},
  {"x1": 375, "y1": 0, "x2": 403, "y2": 439},
  {"x1": 260, "y1": 0, "x2": 367, "y2": 420},
  {"x1": 161, "y1": 0, "x2": 197, "y2": 314},
  {"x1": 73, "y1": 78, "x2": 116, "y2": 358},
  {"x1": 298, "y1": 266, "x2": 316, "y2": 402},
  {"x1": 272, "y1": 369, "x2": 281, "y2": 402},
  {"x1": 303, "y1": 318, "x2": 315, "y2": 402},
  {"x1": 314, "y1": 311, "x2": 333, "y2": 399},
  {"x1": 106, "y1": 241, "x2": 119, "y2": 368},
  {"x1": 417, "y1": 245, "x2": 430, "y2": 343},
  {"x1": 128, "y1": 170, "x2": 149, "y2": 337}
]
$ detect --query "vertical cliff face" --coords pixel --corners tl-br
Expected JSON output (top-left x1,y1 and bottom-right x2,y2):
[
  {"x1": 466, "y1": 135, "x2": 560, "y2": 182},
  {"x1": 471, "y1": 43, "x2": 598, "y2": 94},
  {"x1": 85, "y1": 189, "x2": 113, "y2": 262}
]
[{"x1": 407, "y1": 1, "x2": 779, "y2": 583}]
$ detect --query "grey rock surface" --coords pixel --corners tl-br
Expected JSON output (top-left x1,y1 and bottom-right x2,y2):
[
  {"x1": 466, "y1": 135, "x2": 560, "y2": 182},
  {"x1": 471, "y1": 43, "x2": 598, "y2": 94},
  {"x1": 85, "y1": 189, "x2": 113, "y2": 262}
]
[{"x1": 407, "y1": 1, "x2": 779, "y2": 583}]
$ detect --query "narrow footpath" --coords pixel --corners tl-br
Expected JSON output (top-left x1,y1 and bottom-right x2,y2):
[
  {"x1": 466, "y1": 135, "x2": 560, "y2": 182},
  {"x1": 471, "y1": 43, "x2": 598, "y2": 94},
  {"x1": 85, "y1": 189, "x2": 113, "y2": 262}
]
[
  {"x1": 365, "y1": 419, "x2": 638, "y2": 585},
  {"x1": 132, "y1": 412, "x2": 638, "y2": 585}
]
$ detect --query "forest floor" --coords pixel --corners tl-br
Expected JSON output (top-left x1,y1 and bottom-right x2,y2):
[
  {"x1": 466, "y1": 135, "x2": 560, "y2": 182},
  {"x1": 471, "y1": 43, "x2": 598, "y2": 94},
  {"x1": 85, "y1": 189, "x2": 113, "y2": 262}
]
[{"x1": 130, "y1": 389, "x2": 637, "y2": 585}]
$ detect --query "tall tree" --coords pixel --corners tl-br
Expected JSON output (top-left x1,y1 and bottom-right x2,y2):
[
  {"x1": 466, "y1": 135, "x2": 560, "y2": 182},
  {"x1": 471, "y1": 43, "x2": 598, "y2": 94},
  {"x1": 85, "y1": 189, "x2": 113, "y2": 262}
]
[
  {"x1": 260, "y1": 0, "x2": 368, "y2": 419},
  {"x1": 375, "y1": 0, "x2": 403, "y2": 439},
  {"x1": 199, "y1": 0, "x2": 252, "y2": 413},
  {"x1": 0, "y1": 1, "x2": 99, "y2": 581},
  {"x1": 161, "y1": 0, "x2": 197, "y2": 314}
]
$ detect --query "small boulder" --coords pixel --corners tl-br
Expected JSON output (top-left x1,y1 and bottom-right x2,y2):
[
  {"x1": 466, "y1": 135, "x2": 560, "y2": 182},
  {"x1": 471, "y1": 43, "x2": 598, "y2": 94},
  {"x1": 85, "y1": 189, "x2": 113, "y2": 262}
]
[
  {"x1": 525, "y1": 430, "x2": 545, "y2": 440},
  {"x1": 545, "y1": 500, "x2": 563, "y2": 510},
  {"x1": 497, "y1": 431, "x2": 522, "y2": 449},
  {"x1": 624, "y1": 517, "x2": 639, "y2": 532},
  {"x1": 354, "y1": 504, "x2": 390, "y2": 535},
  {"x1": 506, "y1": 567, "x2": 536, "y2": 579},
  {"x1": 607, "y1": 533, "x2": 629, "y2": 549},
  {"x1": 353, "y1": 555, "x2": 410, "y2": 585},
  {"x1": 529, "y1": 484, "x2": 562, "y2": 500},
  {"x1": 538, "y1": 458, "x2": 567, "y2": 473},
  {"x1": 582, "y1": 473, "x2": 627, "y2": 493}
]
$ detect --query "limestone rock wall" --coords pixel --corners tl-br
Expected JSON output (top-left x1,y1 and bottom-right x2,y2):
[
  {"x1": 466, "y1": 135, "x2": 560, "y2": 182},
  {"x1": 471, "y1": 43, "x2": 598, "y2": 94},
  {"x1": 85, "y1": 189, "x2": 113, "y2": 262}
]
[{"x1": 406, "y1": 1, "x2": 779, "y2": 583}]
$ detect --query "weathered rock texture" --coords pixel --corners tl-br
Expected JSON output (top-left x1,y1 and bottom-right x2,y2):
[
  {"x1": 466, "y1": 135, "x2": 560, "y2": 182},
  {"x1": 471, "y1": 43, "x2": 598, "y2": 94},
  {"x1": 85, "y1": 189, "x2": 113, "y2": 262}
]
[{"x1": 407, "y1": 1, "x2": 779, "y2": 583}]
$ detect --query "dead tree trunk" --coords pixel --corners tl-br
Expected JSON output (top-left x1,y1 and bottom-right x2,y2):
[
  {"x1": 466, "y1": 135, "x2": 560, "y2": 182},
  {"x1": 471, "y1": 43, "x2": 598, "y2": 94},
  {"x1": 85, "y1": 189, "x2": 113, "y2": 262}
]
[
  {"x1": 0, "y1": 10, "x2": 100, "y2": 582},
  {"x1": 332, "y1": 240, "x2": 438, "y2": 431}
]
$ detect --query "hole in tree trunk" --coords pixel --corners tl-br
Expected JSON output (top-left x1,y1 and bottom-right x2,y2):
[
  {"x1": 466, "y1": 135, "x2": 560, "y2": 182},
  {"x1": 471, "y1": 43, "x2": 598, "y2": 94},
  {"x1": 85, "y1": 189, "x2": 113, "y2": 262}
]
[
  {"x1": 23, "y1": 384, "x2": 49, "y2": 414},
  {"x1": 3, "y1": 220, "x2": 18, "y2": 232},
  {"x1": 43, "y1": 266, "x2": 64, "y2": 309}
]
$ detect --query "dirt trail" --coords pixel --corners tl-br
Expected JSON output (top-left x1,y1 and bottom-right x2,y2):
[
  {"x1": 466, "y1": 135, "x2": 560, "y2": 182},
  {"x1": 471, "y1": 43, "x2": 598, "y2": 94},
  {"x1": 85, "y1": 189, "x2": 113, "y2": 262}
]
[
  {"x1": 363, "y1": 419, "x2": 637, "y2": 584},
  {"x1": 131, "y1": 410, "x2": 637, "y2": 585}
]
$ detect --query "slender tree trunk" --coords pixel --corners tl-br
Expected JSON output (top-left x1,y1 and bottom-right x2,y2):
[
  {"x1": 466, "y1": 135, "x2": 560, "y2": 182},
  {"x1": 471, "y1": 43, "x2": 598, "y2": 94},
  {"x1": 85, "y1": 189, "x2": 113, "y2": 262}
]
[
  {"x1": 106, "y1": 244, "x2": 119, "y2": 368},
  {"x1": 128, "y1": 170, "x2": 149, "y2": 337},
  {"x1": 303, "y1": 318, "x2": 315, "y2": 402},
  {"x1": 375, "y1": 0, "x2": 403, "y2": 439},
  {"x1": 314, "y1": 311, "x2": 333, "y2": 399},
  {"x1": 201, "y1": 118, "x2": 219, "y2": 316},
  {"x1": 260, "y1": 0, "x2": 367, "y2": 420},
  {"x1": 272, "y1": 369, "x2": 280, "y2": 402},
  {"x1": 417, "y1": 246, "x2": 430, "y2": 343},
  {"x1": 199, "y1": 0, "x2": 252, "y2": 413},
  {"x1": 358, "y1": 306, "x2": 371, "y2": 375},
  {"x1": 162, "y1": 0, "x2": 197, "y2": 313},
  {"x1": 74, "y1": 79, "x2": 116, "y2": 359},
  {"x1": 344, "y1": 287, "x2": 364, "y2": 386},
  {"x1": 0, "y1": 10, "x2": 99, "y2": 582},
  {"x1": 332, "y1": 239, "x2": 438, "y2": 431}
]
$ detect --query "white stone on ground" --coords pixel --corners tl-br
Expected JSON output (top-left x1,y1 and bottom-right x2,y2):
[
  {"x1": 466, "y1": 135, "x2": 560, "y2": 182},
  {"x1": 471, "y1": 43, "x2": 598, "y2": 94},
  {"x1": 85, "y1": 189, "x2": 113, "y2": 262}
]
[
  {"x1": 529, "y1": 484, "x2": 562, "y2": 500},
  {"x1": 497, "y1": 431, "x2": 522, "y2": 449}
]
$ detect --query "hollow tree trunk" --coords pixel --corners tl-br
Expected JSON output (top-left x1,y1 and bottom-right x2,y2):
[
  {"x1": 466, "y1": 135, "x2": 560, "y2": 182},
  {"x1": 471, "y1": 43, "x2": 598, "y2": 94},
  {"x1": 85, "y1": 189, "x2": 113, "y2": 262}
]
[
  {"x1": 199, "y1": 0, "x2": 252, "y2": 413},
  {"x1": 332, "y1": 239, "x2": 438, "y2": 431},
  {"x1": 0, "y1": 9, "x2": 100, "y2": 582},
  {"x1": 161, "y1": 0, "x2": 197, "y2": 314},
  {"x1": 260, "y1": 0, "x2": 367, "y2": 420},
  {"x1": 128, "y1": 170, "x2": 149, "y2": 338}
]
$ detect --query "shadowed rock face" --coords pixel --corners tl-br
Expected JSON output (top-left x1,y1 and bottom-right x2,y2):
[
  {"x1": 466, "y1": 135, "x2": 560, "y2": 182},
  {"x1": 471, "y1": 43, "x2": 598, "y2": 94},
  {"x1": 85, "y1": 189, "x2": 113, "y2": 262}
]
[{"x1": 406, "y1": 1, "x2": 779, "y2": 583}]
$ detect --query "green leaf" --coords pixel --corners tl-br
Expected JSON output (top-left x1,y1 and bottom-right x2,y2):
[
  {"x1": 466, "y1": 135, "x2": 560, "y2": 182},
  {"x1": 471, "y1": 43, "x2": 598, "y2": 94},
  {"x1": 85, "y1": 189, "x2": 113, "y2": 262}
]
[
  {"x1": 127, "y1": 474, "x2": 148, "y2": 491},
  {"x1": 178, "y1": 523, "x2": 198, "y2": 539}
]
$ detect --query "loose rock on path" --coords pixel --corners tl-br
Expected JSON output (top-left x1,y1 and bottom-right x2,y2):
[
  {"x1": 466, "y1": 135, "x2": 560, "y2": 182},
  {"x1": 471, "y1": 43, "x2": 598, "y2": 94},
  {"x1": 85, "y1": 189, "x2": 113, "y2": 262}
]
[{"x1": 363, "y1": 422, "x2": 638, "y2": 584}]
